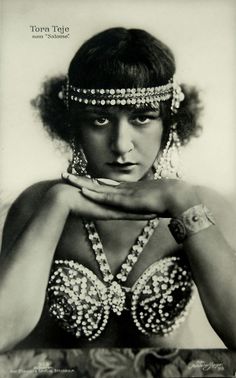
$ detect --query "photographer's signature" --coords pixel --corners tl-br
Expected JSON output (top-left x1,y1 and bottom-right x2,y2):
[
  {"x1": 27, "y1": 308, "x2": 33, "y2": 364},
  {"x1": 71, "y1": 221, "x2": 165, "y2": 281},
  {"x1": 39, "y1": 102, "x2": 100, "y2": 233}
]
[{"x1": 191, "y1": 359, "x2": 224, "y2": 371}]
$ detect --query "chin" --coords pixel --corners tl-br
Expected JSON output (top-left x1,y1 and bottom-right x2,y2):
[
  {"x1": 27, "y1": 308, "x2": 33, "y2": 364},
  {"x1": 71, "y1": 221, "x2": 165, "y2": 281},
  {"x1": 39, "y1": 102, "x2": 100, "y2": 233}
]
[
  {"x1": 89, "y1": 166, "x2": 151, "y2": 182},
  {"x1": 106, "y1": 174, "x2": 139, "y2": 183}
]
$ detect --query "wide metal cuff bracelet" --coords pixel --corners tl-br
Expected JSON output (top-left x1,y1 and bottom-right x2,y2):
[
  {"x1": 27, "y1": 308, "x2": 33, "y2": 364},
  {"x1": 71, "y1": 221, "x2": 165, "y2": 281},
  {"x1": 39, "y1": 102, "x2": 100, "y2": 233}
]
[{"x1": 168, "y1": 204, "x2": 215, "y2": 244}]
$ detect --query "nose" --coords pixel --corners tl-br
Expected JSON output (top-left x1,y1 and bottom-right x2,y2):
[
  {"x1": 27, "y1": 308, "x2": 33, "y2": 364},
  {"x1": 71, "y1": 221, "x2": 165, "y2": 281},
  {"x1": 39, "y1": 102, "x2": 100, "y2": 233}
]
[{"x1": 110, "y1": 116, "x2": 134, "y2": 156}]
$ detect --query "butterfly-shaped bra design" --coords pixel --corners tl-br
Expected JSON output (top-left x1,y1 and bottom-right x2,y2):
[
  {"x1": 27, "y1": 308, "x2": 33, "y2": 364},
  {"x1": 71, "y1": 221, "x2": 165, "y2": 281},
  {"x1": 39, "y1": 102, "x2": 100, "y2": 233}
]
[{"x1": 47, "y1": 256, "x2": 194, "y2": 341}]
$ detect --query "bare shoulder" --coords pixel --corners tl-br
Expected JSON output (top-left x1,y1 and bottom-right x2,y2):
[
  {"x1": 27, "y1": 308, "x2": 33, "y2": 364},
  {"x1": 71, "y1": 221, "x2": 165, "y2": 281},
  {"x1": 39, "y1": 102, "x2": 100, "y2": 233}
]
[
  {"x1": 1, "y1": 179, "x2": 60, "y2": 256},
  {"x1": 195, "y1": 185, "x2": 236, "y2": 248}
]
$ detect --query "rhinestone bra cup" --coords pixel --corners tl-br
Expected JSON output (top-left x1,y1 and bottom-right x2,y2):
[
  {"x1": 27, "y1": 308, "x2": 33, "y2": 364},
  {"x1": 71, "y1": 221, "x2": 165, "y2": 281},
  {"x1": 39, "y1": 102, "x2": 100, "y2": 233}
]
[{"x1": 47, "y1": 256, "x2": 194, "y2": 341}]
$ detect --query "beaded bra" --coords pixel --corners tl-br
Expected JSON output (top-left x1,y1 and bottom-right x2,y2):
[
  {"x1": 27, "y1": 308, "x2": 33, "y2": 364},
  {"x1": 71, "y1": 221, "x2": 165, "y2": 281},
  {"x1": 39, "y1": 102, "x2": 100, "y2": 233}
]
[{"x1": 47, "y1": 219, "x2": 194, "y2": 341}]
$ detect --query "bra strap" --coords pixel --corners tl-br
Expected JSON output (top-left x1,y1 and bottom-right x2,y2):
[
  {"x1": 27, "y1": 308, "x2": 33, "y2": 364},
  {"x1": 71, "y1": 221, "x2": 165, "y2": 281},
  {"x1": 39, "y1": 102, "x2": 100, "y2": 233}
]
[{"x1": 83, "y1": 218, "x2": 159, "y2": 285}]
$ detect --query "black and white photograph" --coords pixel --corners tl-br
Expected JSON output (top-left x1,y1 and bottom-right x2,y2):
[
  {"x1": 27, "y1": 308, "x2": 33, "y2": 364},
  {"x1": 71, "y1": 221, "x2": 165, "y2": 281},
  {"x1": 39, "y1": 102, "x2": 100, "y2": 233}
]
[{"x1": 0, "y1": 0, "x2": 236, "y2": 376}]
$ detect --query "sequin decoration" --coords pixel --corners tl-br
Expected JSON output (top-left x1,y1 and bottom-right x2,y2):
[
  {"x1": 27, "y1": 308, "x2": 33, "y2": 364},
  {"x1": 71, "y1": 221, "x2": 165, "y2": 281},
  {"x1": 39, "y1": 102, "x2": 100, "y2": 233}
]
[
  {"x1": 83, "y1": 218, "x2": 159, "y2": 284},
  {"x1": 47, "y1": 260, "x2": 110, "y2": 341},
  {"x1": 68, "y1": 83, "x2": 173, "y2": 107},
  {"x1": 131, "y1": 256, "x2": 194, "y2": 336},
  {"x1": 107, "y1": 281, "x2": 126, "y2": 315},
  {"x1": 47, "y1": 256, "x2": 194, "y2": 341},
  {"x1": 59, "y1": 76, "x2": 185, "y2": 114}
]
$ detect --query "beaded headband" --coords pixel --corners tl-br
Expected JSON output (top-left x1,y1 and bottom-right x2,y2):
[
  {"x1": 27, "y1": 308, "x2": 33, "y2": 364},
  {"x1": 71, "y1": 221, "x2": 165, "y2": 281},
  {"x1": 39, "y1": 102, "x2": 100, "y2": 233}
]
[{"x1": 58, "y1": 75, "x2": 184, "y2": 114}]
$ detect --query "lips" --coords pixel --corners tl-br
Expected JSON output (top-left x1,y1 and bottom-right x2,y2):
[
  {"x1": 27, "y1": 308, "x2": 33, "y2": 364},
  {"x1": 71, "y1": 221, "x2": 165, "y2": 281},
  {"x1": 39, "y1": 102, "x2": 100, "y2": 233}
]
[{"x1": 106, "y1": 162, "x2": 137, "y2": 167}]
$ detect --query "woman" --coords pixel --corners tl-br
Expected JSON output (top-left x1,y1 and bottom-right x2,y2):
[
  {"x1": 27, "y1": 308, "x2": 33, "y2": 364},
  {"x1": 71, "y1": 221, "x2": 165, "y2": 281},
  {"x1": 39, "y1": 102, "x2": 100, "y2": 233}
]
[{"x1": 0, "y1": 27, "x2": 236, "y2": 351}]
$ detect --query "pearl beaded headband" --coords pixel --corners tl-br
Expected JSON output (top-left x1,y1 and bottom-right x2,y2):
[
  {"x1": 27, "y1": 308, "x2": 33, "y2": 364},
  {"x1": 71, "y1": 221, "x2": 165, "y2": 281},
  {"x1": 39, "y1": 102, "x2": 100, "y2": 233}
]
[{"x1": 58, "y1": 75, "x2": 184, "y2": 114}]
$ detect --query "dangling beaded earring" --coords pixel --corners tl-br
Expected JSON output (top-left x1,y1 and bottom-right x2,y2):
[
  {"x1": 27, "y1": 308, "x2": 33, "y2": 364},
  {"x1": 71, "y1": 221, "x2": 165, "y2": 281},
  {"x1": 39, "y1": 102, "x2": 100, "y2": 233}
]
[
  {"x1": 67, "y1": 139, "x2": 88, "y2": 176},
  {"x1": 153, "y1": 77, "x2": 184, "y2": 180},
  {"x1": 153, "y1": 124, "x2": 182, "y2": 180}
]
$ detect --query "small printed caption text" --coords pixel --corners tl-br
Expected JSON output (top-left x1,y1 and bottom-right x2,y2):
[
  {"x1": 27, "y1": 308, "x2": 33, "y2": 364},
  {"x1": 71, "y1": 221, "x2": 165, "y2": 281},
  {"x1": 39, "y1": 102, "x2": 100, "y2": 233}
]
[{"x1": 30, "y1": 25, "x2": 70, "y2": 39}]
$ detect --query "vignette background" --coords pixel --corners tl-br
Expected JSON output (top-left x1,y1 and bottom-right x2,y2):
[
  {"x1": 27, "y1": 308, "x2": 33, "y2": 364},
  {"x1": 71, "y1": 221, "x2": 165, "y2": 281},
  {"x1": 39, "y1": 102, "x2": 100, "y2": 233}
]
[{"x1": 0, "y1": 0, "x2": 236, "y2": 376}]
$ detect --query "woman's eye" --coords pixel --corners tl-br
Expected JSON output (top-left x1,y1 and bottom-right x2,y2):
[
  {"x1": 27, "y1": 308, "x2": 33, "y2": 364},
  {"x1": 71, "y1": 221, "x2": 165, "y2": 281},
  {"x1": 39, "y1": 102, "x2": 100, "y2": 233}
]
[
  {"x1": 132, "y1": 116, "x2": 151, "y2": 125},
  {"x1": 94, "y1": 117, "x2": 110, "y2": 127}
]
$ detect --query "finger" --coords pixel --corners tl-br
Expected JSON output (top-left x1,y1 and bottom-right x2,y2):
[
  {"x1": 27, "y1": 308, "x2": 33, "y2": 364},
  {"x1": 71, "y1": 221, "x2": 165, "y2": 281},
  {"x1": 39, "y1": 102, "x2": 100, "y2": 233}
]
[
  {"x1": 72, "y1": 176, "x2": 129, "y2": 194},
  {"x1": 84, "y1": 185, "x2": 129, "y2": 195},
  {"x1": 81, "y1": 187, "x2": 144, "y2": 213},
  {"x1": 62, "y1": 173, "x2": 122, "y2": 192},
  {"x1": 96, "y1": 212, "x2": 157, "y2": 220},
  {"x1": 88, "y1": 202, "x2": 156, "y2": 220},
  {"x1": 61, "y1": 173, "x2": 99, "y2": 189},
  {"x1": 62, "y1": 172, "x2": 134, "y2": 196},
  {"x1": 77, "y1": 191, "x2": 156, "y2": 220},
  {"x1": 96, "y1": 178, "x2": 120, "y2": 186}
]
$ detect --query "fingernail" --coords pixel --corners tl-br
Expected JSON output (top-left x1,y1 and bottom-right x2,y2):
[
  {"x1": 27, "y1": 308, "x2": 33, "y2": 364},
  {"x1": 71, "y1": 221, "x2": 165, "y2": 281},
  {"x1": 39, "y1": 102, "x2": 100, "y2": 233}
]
[
  {"x1": 81, "y1": 187, "x2": 93, "y2": 194},
  {"x1": 97, "y1": 178, "x2": 120, "y2": 186},
  {"x1": 61, "y1": 172, "x2": 70, "y2": 179}
]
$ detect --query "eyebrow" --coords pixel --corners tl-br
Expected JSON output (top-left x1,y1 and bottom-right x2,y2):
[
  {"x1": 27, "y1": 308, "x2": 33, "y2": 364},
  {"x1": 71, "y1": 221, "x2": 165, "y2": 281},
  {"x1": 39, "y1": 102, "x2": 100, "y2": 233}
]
[{"x1": 73, "y1": 106, "x2": 160, "y2": 116}]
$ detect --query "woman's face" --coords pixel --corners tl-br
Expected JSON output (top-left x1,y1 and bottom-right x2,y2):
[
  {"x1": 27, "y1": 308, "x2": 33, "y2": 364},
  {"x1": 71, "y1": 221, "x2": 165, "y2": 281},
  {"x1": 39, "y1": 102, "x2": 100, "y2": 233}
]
[{"x1": 71, "y1": 106, "x2": 163, "y2": 182}]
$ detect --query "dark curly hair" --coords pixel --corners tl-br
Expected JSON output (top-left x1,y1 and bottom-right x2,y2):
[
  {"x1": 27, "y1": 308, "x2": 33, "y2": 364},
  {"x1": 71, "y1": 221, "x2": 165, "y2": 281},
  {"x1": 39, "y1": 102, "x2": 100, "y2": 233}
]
[{"x1": 31, "y1": 27, "x2": 203, "y2": 147}]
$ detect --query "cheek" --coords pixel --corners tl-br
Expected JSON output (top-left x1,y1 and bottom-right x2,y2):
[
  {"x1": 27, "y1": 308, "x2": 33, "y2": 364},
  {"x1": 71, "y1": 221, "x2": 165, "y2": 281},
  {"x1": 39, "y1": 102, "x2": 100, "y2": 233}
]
[
  {"x1": 78, "y1": 130, "x2": 109, "y2": 162},
  {"x1": 140, "y1": 123, "x2": 163, "y2": 156}
]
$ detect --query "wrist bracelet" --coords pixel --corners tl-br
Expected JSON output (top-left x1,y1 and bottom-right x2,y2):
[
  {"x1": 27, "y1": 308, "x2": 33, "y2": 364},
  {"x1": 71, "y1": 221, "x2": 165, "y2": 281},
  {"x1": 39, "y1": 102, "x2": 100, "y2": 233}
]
[{"x1": 168, "y1": 204, "x2": 215, "y2": 244}]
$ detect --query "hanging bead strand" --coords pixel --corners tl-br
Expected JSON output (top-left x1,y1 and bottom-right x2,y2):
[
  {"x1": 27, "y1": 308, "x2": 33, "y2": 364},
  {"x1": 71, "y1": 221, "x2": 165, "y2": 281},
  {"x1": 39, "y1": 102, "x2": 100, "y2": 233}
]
[
  {"x1": 83, "y1": 218, "x2": 159, "y2": 285},
  {"x1": 116, "y1": 218, "x2": 159, "y2": 283}
]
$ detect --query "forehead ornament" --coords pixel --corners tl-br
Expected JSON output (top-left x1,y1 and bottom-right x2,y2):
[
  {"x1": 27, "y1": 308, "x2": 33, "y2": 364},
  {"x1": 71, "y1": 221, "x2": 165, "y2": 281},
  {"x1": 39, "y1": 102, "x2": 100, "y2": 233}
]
[{"x1": 58, "y1": 75, "x2": 184, "y2": 114}]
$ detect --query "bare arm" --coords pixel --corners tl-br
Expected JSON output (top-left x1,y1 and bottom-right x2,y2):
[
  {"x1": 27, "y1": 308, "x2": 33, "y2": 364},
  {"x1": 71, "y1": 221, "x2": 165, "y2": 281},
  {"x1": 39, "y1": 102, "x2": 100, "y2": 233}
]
[
  {"x1": 0, "y1": 185, "x2": 69, "y2": 351},
  {"x1": 0, "y1": 180, "x2": 153, "y2": 352},
  {"x1": 180, "y1": 187, "x2": 236, "y2": 349}
]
